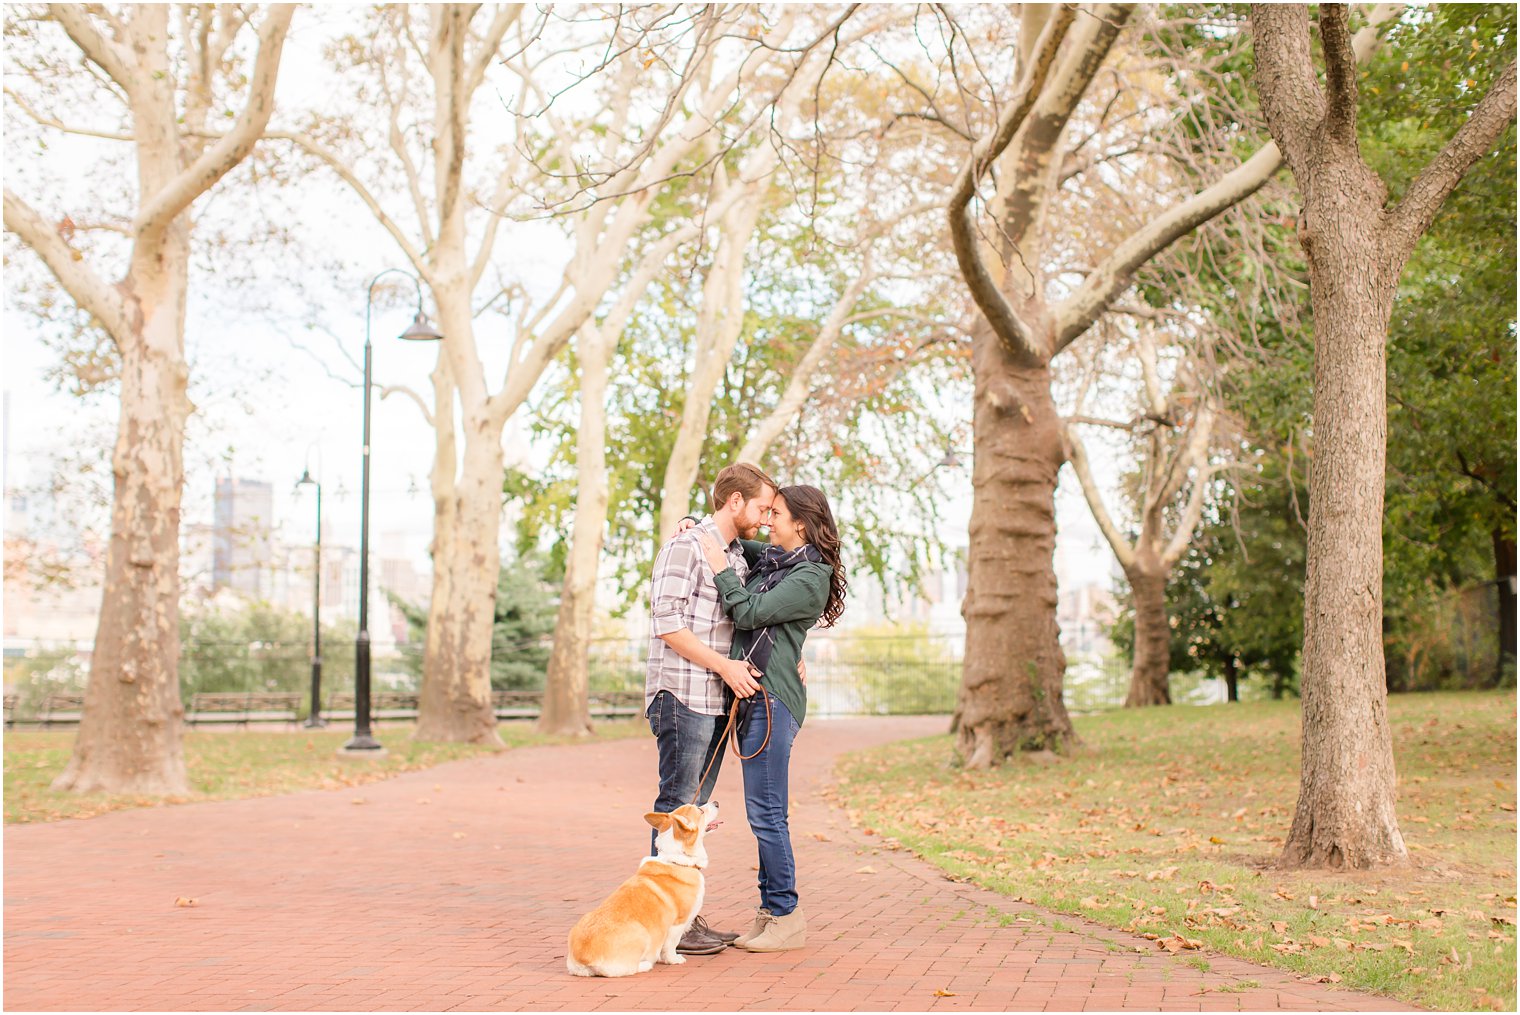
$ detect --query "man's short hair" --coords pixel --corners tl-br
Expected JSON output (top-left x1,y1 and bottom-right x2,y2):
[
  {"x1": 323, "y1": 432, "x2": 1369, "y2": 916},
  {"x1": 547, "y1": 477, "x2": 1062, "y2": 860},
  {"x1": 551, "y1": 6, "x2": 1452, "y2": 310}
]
[{"x1": 711, "y1": 462, "x2": 777, "y2": 512}]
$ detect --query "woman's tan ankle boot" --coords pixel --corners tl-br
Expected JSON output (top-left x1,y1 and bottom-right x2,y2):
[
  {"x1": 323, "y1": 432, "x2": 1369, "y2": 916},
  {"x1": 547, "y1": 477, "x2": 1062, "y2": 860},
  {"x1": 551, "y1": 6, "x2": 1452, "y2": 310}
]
[
  {"x1": 737, "y1": 906, "x2": 805, "y2": 951},
  {"x1": 733, "y1": 907, "x2": 772, "y2": 948}
]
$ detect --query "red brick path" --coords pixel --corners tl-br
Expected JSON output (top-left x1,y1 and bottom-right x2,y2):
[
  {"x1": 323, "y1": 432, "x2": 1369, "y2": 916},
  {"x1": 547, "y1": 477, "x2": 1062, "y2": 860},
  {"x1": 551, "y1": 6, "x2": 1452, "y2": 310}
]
[{"x1": 4, "y1": 717, "x2": 1417, "y2": 1011}]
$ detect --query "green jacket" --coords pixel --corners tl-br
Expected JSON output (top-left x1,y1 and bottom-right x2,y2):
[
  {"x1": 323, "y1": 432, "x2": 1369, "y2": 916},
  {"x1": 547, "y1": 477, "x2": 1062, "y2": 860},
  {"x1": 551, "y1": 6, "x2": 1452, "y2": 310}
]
[{"x1": 712, "y1": 540, "x2": 830, "y2": 728}]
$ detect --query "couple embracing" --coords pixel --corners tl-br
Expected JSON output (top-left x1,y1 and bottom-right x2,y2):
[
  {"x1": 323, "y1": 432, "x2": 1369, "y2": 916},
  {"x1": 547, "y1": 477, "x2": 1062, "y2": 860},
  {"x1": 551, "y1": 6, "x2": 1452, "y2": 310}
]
[{"x1": 644, "y1": 462, "x2": 847, "y2": 956}]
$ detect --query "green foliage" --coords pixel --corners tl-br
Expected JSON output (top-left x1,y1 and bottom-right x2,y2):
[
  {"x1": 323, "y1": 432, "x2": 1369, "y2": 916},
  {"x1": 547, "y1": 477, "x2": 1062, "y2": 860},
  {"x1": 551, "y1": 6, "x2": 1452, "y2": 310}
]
[
  {"x1": 3, "y1": 647, "x2": 89, "y2": 716},
  {"x1": 509, "y1": 188, "x2": 967, "y2": 615},
  {"x1": 178, "y1": 601, "x2": 358, "y2": 704},
  {"x1": 1143, "y1": 6, "x2": 1518, "y2": 692},
  {"x1": 829, "y1": 622, "x2": 960, "y2": 715},
  {"x1": 388, "y1": 554, "x2": 558, "y2": 691}
]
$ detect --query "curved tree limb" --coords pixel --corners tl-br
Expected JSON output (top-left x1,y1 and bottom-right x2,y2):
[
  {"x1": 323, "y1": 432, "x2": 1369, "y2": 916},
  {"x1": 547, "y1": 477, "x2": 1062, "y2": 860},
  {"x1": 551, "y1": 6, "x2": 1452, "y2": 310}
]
[
  {"x1": 48, "y1": 4, "x2": 137, "y2": 99},
  {"x1": 267, "y1": 130, "x2": 435, "y2": 285},
  {"x1": 1063, "y1": 421, "x2": 1138, "y2": 570},
  {"x1": 1056, "y1": 3, "x2": 1400, "y2": 352},
  {"x1": 947, "y1": 3, "x2": 1078, "y2": 365},
  {"x1": 133, "y1": 5, "x2": 295, "y2": 246},
  {"x1": 380, "y1": 383, "x2": 436, "y2": 428},
  {"x1": 3, "y1": 188, "x2": 131, "y2": 345},
  {"x1": 1385, "y1": 59, "x2": 1517, "y2": 262}
]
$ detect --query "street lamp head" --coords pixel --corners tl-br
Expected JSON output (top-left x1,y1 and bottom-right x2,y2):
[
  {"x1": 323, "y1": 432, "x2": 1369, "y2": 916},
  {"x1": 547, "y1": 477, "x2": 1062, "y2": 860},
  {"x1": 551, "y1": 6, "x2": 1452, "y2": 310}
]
[
  {"x1": 399, "y1": 311, "x2": 444, "y2": 342},
  {"x1": 296, "y1": 469, "x2": 316, "y2": 489}
]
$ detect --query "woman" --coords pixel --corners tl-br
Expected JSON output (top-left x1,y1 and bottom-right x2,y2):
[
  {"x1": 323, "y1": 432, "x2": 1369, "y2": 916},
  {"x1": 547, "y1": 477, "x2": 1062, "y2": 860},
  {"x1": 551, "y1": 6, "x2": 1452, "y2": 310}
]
[{"x1": 696, "y1": 484, "x2": 847, "y2": 953}]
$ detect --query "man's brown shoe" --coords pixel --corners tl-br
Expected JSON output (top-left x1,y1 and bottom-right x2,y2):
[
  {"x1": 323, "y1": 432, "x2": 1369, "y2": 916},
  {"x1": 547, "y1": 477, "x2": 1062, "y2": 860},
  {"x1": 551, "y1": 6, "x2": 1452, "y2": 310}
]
[
  {"x1": 691, "y1": 915, "x2": 739, "y2": 945},
  {"x1": 675, "y1": 922, "x2": 726, "y2": 955}
]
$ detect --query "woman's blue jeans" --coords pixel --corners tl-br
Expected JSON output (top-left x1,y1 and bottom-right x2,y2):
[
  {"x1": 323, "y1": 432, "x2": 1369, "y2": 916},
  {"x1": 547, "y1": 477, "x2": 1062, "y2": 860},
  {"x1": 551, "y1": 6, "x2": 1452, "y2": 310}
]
[{"x1": 740, "y1": 692, "x2": 801, "y2": 917}]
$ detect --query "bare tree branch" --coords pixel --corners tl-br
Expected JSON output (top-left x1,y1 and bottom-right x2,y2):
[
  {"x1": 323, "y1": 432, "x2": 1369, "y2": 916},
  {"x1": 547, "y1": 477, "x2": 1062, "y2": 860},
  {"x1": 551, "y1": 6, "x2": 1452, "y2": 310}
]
[
  {"x1": 3, "y1": 188, "x2": 130, "y2": 346},
  {"x1": 267, "y1": 130, "x2": 434, "y2": 285},
  {"x1": 1385, "y1": 59, "x2": 1517, "y2": 261},
  {"x1": 1063, "y1": 422, "x2": 1137, "y2": 570},
  {"x1": 133, "y1": 5, "x2": 295, "y2": 246},
  {"x1": 48, "y1": 4, "x2": 137, "y2": 98},
  {"x1": 1318, "y1": 4, "x2": 1359, "y2": 146},
  {"x1": 946, "y1": 3, "x2": 1078, "y2": 365}
]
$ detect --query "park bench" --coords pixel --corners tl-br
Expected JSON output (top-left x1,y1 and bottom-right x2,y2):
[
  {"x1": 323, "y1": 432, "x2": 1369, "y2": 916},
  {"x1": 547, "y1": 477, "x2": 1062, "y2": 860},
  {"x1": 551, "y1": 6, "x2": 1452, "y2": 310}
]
[
  {"x1": 325, "y1": 691, "x2": 420, "y2": 722},
  {"x1": 492, "y1": 690, "x2": 542, "y2": 720},
  {"x1": 40, "y1": 694, "x2": 85, "y2": 728},
  {"x1": 490, "y1": 689, "x2": 644, "y2": 721},
  {"x1": 186, "y1": 692, "x2": 301, "y2": 727},
  {"x1": 588, "y1": 690, "x2": 643, "y2": 718},
  {"x1": 4, "y1": 694, "x2": 16, "y2": 729}
]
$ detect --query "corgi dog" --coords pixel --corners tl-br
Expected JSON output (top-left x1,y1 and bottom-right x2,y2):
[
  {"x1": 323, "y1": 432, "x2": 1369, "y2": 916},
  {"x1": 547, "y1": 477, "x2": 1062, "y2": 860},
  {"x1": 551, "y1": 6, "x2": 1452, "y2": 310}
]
[{"x1": 566, "y1": 801, "x2": 720, "y2": 977}]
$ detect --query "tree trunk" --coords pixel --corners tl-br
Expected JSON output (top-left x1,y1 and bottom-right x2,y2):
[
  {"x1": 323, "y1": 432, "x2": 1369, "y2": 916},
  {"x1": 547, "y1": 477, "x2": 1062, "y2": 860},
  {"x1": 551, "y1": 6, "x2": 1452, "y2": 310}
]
[
  {"x1": 415, "y1": 425, "x2": 505, "y2": 745},
  {"x1": 956, "y1": 337, "x2": 1074, "y2": 766},
  {"x1": 1124, "y1": 566, "x2": 1172, "y2": 707},
  {"x1": 1223, "y1": 656, "x2": 1239, "y2": 702},
  {"x1": 1494, "y1": 526, "x2": 1516, "y2": 685},
  {"x1": 657, "y1": 181, "x2": 764, "y2": 539},
  {"x1": 538, "y1": 329, "x2": 612, "y2": 736},
  {"x1": 53, "y1": 255, "x2": 192, "y2": 795},
  {"x1": 1280, "y1": 166, "x2": 1407, "y2": 869}
]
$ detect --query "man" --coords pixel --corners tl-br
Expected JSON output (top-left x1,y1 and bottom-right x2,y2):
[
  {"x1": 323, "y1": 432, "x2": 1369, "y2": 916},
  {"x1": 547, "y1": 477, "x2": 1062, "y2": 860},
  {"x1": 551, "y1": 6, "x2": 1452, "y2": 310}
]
[{"x1": 645, "y1": 462, "x2": 776, "y2": 955}]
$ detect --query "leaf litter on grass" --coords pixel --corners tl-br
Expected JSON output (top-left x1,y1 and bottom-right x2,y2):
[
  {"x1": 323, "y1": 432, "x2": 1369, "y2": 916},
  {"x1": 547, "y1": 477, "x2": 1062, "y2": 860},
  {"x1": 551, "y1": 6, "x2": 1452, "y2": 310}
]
[{"x1": 835, "y1": 691, "x2": 1517, "y2": 1013}]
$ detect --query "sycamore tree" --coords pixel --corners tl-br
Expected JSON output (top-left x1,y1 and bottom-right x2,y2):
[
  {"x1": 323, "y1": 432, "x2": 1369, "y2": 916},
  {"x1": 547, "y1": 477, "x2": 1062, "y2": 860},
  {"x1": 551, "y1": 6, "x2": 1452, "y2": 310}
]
[
  {"x1": 1061, "y1": 324, "x2": 1229, "y2": 708},
  {"x1": 274, "y1": 5, "x2": 845, "y2": 742},
  {"x1": 3, "y1": 3, "x2": 294, "y2": 794},
  {"x1": 1250, "y1": 2, "x2": 1514, "y2": 869},
  {"x1": 882, "y1": 3, "x2": 1394, "y2": 766}
]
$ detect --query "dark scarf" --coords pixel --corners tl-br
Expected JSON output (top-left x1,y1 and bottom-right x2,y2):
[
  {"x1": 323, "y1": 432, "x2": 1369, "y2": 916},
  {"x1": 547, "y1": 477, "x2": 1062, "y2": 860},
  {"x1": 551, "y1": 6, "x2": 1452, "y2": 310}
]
[{"x1": 733, "y1": 543, "x2": 826, "y2": 676}]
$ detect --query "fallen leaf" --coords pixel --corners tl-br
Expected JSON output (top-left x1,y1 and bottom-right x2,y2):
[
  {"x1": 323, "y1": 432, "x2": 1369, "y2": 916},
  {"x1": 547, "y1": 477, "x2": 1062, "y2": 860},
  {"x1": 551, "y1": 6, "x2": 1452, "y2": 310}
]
[
  {"x1": 174, "y1": 897, "x2": 197, "y2": 907},
  {"x1": 933, "y1": 989, "x2": 958, "y2": 997},
  {"x1": 856, "y1": 865, "x2": 877, "y2": 874},
  {"x1": 812, "y1": 832, "x2": 830, "y2": 842},
  {"x1": 452, "y1": 832, "x2": 467, "y2": 840}
]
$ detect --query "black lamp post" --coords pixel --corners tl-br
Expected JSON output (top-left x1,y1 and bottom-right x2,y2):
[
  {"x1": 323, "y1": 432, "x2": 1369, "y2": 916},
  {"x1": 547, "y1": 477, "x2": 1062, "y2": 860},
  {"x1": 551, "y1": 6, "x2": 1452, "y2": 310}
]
[
  {"x1": 296, "y1": 468, "x2": 325, "y2": 728},
  {"x1": 341, "y1": 269, "x2": 444, "y2": 757}
]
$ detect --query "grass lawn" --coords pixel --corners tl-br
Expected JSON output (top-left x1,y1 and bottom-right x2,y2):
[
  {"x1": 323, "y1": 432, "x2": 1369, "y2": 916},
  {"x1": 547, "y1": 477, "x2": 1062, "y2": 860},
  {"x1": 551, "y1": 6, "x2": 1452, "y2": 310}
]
[
  {"x1": 835, "y1": 690, "x2": 1517, "y2": 1012},
  {"x1": 4, "y1": 718, "x2": 647, "y2": 825}
]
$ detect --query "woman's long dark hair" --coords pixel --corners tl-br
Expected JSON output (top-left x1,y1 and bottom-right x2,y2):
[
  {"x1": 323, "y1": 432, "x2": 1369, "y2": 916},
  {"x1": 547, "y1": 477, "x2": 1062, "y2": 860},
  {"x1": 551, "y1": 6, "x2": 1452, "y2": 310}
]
[{"x1": 778, "y1": 484, "x2": 847, "y2": 628}]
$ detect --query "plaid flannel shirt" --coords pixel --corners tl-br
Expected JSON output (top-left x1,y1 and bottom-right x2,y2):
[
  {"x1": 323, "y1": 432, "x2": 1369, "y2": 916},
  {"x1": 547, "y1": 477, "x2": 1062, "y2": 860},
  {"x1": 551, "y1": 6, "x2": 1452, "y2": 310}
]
[{"x1": 645, "y1": 517, "x2": 750, "y2": 716}]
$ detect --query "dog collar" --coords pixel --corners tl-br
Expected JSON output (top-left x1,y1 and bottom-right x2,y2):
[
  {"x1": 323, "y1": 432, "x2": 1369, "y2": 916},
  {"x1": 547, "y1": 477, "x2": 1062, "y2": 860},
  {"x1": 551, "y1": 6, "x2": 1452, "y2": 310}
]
[{"x1": 643, "y1": 854, "x2": 705, "y2": 870}]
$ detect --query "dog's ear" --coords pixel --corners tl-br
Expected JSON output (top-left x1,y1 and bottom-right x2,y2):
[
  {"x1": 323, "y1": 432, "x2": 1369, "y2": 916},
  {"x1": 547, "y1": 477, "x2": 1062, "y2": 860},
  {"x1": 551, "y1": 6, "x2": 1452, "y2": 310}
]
[
  {"x1": 644, "y1": 812, "x2": 673, "y2": 831},
  {"x1": 672, "y1": 809, "x2": 699, "y2": 834}
]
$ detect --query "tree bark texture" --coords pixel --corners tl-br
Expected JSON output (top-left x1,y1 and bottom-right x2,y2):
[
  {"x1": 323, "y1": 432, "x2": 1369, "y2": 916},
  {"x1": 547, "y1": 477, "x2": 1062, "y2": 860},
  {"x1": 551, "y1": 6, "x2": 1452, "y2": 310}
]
[
  {"x1": 538, "y1": 328, "x2": 612, "y2": 737},
  {"x1": 54, "y1": 256, "x2": 193, "y2": 795},
  {"x1": 1494, "y1": 528, "x2": 1516, "y2": 685},
  {"x1": 8, "y1": 5, "x2": 293, "y2": 794},
  {"x1": 1124, "y1": 566, "x2": 1172, "y2": 707},
  {"x1": 415, "y1": 410, "x2": 505, "y2": 746},
  {"x1": 1223, "y1": 656, "x2": 1240, "y2": 703},
  {"x1": 1283, "y1": 186, "x2": 1404, "y2": 867},
  {"x1": 956, "y1": 339, "x2": 1074, "y2": 764},
  {"x1": 1254, "y1": 3, "x2": 1515, "y2": 868}
]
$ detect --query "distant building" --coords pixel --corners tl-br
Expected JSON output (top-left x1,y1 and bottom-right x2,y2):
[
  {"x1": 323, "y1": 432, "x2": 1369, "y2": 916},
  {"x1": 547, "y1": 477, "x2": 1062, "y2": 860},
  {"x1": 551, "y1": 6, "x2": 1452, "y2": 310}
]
[{"x1": 213, "y1": 476, "x2": 274, "y2": 597}]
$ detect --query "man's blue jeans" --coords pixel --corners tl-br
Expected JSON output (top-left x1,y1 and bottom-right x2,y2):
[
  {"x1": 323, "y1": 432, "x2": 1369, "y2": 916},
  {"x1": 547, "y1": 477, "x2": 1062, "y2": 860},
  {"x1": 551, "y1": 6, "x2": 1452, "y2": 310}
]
[
  {"x1": 647, "y1": 690, "x2": 727, "y2": 855},
  {"x1": 739, "y1": 692, "x2": 801, "y2": 917}
]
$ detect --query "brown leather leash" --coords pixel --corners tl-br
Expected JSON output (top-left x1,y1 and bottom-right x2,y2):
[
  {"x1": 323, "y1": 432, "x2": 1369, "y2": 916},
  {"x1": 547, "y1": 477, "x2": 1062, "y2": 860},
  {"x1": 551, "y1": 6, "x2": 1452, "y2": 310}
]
[{"x1": 686, "y1": 665, "x2": 771, "y2": 806}]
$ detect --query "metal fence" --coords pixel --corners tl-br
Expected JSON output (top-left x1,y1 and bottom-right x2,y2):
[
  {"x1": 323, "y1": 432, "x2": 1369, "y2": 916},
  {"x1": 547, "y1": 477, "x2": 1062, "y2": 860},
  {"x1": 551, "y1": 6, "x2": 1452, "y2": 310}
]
[{"x1": 14, "y1": 632, "x2": 1353, "y2": 725}]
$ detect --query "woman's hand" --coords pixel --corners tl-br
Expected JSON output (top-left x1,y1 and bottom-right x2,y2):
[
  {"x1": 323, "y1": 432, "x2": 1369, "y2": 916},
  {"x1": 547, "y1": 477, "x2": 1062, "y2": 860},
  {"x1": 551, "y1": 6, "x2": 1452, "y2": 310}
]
[
  {"x1": 666, "y1": 516, "x2": 697, "y2": 542},
  {"x1": 697, "y1": 533, "x2": 730, "y2": 574}
]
